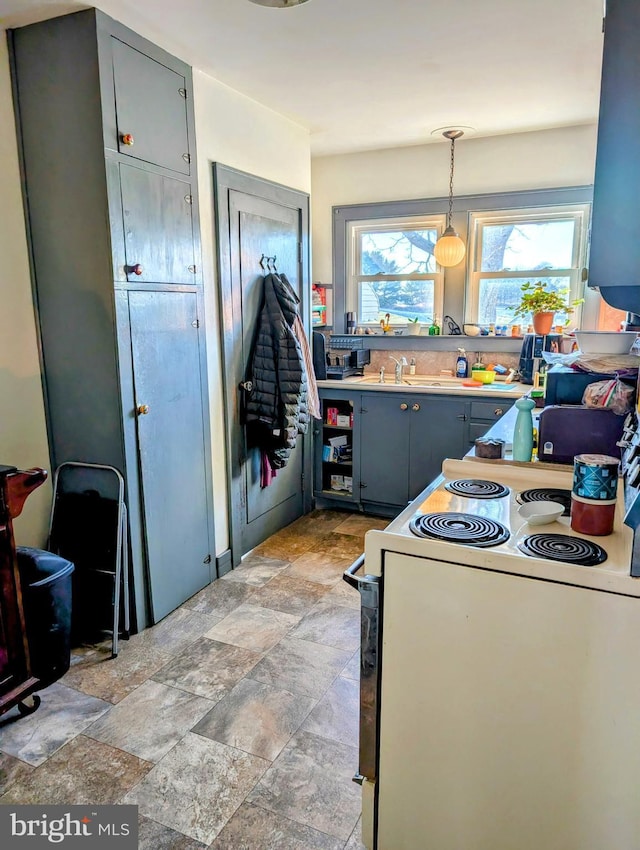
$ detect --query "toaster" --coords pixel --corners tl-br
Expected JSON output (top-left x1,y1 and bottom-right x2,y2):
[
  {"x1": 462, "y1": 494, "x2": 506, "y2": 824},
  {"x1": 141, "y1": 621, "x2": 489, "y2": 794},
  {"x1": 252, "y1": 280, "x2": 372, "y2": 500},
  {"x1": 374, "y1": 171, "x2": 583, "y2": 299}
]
[{"x1": 537, "y1": 405, "x2": 624, "y2": 464}]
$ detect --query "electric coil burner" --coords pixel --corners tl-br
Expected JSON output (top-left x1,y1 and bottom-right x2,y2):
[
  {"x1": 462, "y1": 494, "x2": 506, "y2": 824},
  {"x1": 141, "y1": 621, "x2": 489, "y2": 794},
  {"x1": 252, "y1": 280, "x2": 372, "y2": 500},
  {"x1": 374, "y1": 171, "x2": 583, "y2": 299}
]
[
  {"x1": 409, "y1": 512, "x2": 510, "y2": 548},
  {"x1": 517, "y1": 488, "x2": 572, "y2": 517},
  {"x1": 444, "y1": 479, "x2": 510, "y2": 499},
  {"x1": 518, "y1": 533, "x2": 608, "y2": 566}
]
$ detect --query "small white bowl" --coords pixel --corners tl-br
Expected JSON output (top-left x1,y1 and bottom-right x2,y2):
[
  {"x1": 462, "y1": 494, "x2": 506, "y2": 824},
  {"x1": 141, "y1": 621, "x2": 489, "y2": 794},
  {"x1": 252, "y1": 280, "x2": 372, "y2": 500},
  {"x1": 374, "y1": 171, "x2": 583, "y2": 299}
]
[{"x1": 518, "y1": 501, "x2": 564, "y2": 526}]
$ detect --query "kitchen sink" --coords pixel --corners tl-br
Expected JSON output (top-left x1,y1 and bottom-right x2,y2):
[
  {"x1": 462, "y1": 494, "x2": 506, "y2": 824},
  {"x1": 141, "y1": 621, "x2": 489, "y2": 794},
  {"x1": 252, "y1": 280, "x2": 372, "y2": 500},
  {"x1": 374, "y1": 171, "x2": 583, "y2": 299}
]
[{"x1": 357, "y1": 375, "x2": 518, "y2": 390}]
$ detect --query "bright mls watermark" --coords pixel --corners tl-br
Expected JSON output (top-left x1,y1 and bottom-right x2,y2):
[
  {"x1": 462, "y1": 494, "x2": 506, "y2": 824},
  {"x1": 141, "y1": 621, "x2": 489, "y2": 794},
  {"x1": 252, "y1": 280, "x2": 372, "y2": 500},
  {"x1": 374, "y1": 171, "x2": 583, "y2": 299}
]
[{"x1": 0, "y1": 806, "x2": 138, "y2": 848}]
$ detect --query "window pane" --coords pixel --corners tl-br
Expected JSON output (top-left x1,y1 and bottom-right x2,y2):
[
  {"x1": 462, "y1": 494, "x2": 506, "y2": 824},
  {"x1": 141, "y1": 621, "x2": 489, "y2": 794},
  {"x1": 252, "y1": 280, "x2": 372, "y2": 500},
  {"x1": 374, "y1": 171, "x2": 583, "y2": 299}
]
[
  {"x1": 477, "y1": 276, "x2": 572, "y2": 327},
  {"x1": 360, "y1": 230, "x2": 438, "y2": 274},
  {"x1": 480, "y1": 220, "x2": 575, "y2": 272},
  {"x1": 358, "y1": 280, "x2": 435, "y2": 324}
]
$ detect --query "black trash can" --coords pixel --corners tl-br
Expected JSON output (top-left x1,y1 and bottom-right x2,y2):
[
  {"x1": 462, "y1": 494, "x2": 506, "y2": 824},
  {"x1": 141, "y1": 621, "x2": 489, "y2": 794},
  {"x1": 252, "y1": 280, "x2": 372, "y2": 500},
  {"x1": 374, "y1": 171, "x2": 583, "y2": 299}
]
[{"x1": 17, "y1": 547, "x2": 75, "y2": 687}]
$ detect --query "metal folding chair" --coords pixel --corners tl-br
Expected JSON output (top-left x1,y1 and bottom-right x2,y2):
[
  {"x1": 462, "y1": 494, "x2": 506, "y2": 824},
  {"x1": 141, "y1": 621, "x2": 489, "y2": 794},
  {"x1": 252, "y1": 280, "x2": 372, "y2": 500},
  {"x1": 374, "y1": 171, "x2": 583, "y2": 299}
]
[{"x1": 47, "y1": 462, "x2": 130, "y2": 657}]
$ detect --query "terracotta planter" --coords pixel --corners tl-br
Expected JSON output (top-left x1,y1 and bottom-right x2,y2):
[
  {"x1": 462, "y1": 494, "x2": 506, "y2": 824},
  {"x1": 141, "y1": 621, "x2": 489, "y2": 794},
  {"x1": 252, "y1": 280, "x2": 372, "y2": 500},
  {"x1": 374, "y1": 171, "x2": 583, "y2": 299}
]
[{"x1": 532, "y1": 311, "x2": 554, "y2": 335}]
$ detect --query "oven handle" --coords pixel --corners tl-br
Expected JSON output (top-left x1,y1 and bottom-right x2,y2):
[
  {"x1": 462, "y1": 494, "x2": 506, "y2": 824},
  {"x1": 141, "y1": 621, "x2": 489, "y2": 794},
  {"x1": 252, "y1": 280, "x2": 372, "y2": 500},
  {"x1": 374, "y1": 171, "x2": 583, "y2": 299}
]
[{"x1": 343, "y1": 554, "x2": 365, "y2": 589}]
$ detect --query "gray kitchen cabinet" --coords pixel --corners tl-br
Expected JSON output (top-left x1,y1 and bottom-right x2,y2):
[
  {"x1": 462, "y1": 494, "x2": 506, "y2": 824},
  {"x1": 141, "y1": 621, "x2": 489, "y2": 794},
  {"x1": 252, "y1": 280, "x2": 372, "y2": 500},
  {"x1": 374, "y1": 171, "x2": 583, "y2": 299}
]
[
  {"x1": 119, "y1": 164, "x2": 197, "y2": 285},
  {"x1": 589, "y1": 0, "x2": 640, "y2": 302},
  {"x1": 11, "y1": 9, "x2": 214, "y2": 629},
  {"x1": 359, "y1": 393, "x2": 468, "y2": 511},
  {"x1": 467, "y1": 400, "x2": 514, "y2": 448},
  {"x1": 111, "y1": 36, "x2": 191, "y2": 175}
]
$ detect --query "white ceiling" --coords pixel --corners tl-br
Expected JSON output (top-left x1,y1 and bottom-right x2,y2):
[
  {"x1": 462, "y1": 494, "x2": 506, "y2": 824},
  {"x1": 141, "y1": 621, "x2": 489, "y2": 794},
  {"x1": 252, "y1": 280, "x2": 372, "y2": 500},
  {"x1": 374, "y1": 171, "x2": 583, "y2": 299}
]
[{"x1": 0, "y1": 0, "x2": 605, "y2": 156}]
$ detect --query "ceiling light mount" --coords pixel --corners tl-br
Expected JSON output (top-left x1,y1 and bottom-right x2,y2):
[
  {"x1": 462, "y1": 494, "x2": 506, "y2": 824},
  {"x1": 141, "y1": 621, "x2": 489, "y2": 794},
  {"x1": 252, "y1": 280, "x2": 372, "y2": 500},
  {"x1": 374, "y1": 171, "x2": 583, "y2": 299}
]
[
  {"x1": 433, "y1": 128, "x2": 466, "y2": 268},
  {"x1": 248, "y1": 0, "x2": 311, "y2": 7}
]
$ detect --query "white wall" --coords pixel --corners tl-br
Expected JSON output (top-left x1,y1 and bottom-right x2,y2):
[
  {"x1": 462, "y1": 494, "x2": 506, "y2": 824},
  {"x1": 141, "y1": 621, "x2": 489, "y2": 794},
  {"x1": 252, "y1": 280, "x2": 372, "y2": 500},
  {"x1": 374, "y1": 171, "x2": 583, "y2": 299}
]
[
  {"x1": 311, "y1": 125, "x2": 598, "y2": 283},
  {"x1": 0, "y1": 33, "x2": 52, "y2": 545},
  {"x1": 193, "y1": 70, "x2": 311, "y2": 555}
]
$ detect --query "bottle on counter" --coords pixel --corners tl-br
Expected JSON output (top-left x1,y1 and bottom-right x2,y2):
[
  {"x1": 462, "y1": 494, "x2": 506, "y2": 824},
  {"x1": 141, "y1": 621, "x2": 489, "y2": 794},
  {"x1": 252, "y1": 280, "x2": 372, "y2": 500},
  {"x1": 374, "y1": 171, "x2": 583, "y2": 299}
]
[
  {"x1": 512, "y1": 397, "x2": 536, "y2": 462},
  {"x1": 409, "y1": 357, "x2": 416, "y2": 376},
  {"x1": 455, "y1": 348, "x2": 469, "y2": 378}
]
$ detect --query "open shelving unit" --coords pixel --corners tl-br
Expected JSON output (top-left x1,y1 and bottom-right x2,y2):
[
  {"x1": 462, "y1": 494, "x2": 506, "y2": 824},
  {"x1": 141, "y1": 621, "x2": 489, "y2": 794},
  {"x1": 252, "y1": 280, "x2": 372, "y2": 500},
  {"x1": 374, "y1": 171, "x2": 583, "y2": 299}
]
[{"x1": 319, "y1": 397, "x2": 354, "y2": 499}]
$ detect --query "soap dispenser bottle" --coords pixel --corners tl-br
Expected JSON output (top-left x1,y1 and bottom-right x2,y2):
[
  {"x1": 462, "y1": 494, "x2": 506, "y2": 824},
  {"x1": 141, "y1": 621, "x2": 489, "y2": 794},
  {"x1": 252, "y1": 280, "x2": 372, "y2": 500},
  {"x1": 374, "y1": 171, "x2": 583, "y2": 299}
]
[{"x1": 455, "y1": 348, "x2": 468, "y2": 379}]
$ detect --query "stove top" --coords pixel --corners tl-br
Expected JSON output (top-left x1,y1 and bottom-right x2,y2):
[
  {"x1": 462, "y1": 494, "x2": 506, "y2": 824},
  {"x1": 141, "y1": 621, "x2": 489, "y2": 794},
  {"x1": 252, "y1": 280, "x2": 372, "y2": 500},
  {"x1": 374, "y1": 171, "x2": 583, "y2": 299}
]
[
  {"x1": 517, "y1": 488, "x2": 572, "y2": 517},
  {"x1": 518, "y1": 533, "x2": 607, "y2": 567},
  {"x1": 444, "y1": 479, "x2": 510, "y2": 499},
  {"x1": 409, "y1": 512, "x2": 510, "y2": 547},
  {"x1": 372, "y1": 457, "x2": 636, "y2": 595}
]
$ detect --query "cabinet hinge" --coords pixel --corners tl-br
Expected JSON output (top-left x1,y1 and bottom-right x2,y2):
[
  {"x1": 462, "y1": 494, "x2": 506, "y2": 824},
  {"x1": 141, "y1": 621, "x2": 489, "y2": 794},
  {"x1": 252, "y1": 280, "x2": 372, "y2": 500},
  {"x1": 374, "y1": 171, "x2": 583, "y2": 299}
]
[
  {"x1": 360, "y1": 482, "x2": 367, "y2": 489},
  {"x1": 191, "y1": 319, "x2": 200, "y2": 329},
  {"x1": 298, "y1": 241, "x2": 302, "y2": 264},
  {"x1": 301, "y1": 471, "x2": 305, "y2": 490},
  {"x1": 188, "y1": 265, "x2": 197, "y2": 274},
  {"x1": 203, "y1": 554, "x2": 211, "y2": 564},
  {"x1": 360, "y1": 407, "x2": 368, "y2": 414},
  {"x1": 184, "y1": 194, "x2": 193, "y2": 205},
  {"x1": 182, "y1": 152, "x2": 191, "y2": 164},
  {"x1": 179, "y1": 87, "x2": 188, "y2": 99}
]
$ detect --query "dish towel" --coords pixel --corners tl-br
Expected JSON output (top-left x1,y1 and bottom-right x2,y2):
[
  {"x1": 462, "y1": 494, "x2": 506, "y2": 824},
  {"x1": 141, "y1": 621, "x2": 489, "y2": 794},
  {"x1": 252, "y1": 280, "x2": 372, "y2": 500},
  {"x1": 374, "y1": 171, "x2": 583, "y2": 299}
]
[{"x1": 293, "y1": 314, "x2": 321, "y2": 420}]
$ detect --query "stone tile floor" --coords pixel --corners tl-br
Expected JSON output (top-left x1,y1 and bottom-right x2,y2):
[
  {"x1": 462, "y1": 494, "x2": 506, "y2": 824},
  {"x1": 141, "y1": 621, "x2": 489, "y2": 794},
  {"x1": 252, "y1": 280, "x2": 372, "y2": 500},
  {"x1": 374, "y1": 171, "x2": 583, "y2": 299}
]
[{"x1": 0, "y1": 509, "x2": 388, "y2": 849}]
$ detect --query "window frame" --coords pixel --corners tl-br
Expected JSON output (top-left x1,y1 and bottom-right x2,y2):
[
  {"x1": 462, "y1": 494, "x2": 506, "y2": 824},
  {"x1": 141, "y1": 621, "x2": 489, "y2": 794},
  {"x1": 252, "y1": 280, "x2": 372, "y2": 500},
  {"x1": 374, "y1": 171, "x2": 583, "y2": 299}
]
[
  {"x1": 465, "y1": 203, "x2": 591, "y2": 326},
  {"x1": 347, "y1": 214, "x2": 446, "y2": 327},
  {"x1": 331, "y1": 187, "x2": 594, "y2": 337}
]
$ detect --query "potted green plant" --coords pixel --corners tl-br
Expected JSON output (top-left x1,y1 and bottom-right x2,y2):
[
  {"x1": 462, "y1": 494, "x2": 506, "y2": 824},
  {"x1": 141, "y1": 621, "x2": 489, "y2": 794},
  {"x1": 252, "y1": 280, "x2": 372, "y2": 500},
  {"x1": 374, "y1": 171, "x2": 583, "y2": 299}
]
[
  {"x1": 513, "y1": 281, "x2": 583, "y2": 335},
  {"x1": 406, "y1": 316, "x2": 422, "y2": 336}
]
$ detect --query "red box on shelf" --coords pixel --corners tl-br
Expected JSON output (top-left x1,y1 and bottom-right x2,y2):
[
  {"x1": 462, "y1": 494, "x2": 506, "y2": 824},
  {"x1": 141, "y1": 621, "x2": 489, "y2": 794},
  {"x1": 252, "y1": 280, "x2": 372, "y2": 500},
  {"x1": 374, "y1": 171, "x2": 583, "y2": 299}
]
[{"x1": 326, "y1": 407, "x2": 338, "y2": 425}]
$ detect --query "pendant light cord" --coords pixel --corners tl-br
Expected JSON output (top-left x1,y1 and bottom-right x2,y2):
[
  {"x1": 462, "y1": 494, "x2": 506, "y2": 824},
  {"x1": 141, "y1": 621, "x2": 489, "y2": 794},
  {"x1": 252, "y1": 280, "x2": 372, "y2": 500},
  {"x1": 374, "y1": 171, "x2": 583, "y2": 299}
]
[{"x1": 447, "y1": 136, "x2": 456, "y2": 228}]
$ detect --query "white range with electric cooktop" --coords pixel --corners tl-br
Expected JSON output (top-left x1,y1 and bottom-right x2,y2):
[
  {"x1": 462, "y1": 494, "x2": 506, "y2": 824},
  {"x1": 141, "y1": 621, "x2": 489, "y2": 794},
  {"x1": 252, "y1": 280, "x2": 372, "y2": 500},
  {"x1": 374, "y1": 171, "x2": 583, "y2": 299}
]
[{"x1": 345, "y1": 456, "x2": 640, "y2": 850}]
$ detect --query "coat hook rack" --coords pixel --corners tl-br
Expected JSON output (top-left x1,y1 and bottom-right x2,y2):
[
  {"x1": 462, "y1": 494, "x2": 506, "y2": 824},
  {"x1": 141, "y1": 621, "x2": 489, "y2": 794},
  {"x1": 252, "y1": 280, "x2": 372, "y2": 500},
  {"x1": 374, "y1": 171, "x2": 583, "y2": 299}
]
[{"x1": 259, "y1": 254, "x2": 278, "y2": 273}]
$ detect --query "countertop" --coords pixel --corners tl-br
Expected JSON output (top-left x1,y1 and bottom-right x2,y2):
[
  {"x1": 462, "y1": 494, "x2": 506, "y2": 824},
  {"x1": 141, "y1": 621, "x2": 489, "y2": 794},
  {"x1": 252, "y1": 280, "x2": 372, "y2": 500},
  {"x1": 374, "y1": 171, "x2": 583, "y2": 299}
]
[
  {"x1": 317, "y1": 374, "x2": 529, "y2": 399},
  {"x1": 466, "y1": 403, "x2": 574, "y2": 472}
]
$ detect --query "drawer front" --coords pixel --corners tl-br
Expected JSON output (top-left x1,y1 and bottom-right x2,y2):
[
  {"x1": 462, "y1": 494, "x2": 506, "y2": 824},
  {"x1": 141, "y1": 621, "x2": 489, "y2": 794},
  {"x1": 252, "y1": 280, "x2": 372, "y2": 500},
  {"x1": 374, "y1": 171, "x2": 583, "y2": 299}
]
[
  {"x1": 468, "y1": 422, "x2": 490, "y2": 444},
  {"x1": 470, "y1": 400, "x2": 511, "y2": 421}
]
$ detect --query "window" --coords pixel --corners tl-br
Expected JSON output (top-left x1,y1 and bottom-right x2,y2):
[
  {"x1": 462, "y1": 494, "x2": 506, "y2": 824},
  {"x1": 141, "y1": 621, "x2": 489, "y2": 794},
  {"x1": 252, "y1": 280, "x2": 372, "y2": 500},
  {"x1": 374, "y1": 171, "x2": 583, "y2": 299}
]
[
  {"x1": 466, "y1": 204, "x2": 590, "y2": 328},
  {"x1": 347, "y1": 216, "x2": 445, "y2": 326}
]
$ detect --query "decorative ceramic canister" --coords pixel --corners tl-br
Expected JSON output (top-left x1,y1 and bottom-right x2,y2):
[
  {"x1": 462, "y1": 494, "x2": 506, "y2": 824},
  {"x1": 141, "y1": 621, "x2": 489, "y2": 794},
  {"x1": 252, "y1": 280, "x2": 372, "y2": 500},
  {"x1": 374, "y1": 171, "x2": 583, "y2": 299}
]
[
  {"x1": 572, "y1": 454, "x2": 620, "y2": 501},
  {"x1": 570, "y1": 494, "x2": 616, "y2": 536}
]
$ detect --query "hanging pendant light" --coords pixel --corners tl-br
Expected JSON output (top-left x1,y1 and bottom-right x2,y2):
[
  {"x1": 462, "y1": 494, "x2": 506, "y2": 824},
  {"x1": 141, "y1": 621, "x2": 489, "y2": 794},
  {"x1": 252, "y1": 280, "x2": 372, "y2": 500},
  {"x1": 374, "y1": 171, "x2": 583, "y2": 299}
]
[
  {"x1": 248, "y1": 0, "x2": 311, "y2": 7},
  {"x1": 433, "y1": 129, "x2": 466, "y2": 268}
]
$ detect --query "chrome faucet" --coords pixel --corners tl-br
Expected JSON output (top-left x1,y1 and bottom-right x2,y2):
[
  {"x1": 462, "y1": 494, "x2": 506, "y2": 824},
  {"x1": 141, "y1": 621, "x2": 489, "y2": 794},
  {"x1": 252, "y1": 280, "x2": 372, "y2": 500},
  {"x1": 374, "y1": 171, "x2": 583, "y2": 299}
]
[{"x1": 389, "y1": 355, "x2": 408, "y2": 384}]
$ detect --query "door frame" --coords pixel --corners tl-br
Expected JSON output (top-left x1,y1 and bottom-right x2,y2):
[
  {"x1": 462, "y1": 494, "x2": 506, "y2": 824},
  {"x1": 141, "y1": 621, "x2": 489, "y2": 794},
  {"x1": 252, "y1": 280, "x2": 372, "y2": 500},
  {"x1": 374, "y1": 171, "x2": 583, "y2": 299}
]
[{"x1": 213, "y1": 164, "x2": 312, "y2": 565}]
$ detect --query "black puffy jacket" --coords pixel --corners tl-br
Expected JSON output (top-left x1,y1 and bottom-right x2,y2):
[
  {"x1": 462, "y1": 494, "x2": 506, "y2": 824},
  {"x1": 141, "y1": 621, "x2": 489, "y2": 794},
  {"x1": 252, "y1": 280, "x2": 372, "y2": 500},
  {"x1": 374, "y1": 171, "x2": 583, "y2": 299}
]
[{"x1": 245, "y1": 273, "x2": 309, "y2": 468}]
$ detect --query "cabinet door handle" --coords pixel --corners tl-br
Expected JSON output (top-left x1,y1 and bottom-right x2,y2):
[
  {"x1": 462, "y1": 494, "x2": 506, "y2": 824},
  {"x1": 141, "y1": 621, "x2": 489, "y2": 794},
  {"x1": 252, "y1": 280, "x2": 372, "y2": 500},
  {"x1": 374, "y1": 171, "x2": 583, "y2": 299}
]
[
  {"x1": 137, "y1": 404, "x2": 150, "y2": 416},
  {"x1": 121, "y1": 133, "x2": 134, "y2": 146},
  {"x1": 400, "y1": 403, "x2": 408, "y2": 411},
  {"x1": 494, "y1": 407, "x2": 504, "y2": 416},
  {"x1": 412, "y1": 403, "x2": 420, "y2": 412},
  {"x1": 126, "y1": 263, "x2": 143, "y2": 276},
  {"x1": 360, "y1": 482, "x2": 367, "y2": 489}
]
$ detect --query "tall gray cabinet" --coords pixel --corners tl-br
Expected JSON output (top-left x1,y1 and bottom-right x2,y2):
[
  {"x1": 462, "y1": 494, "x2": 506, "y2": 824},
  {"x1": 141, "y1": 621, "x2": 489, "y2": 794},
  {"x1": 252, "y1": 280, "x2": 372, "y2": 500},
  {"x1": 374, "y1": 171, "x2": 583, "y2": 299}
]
[{"x1": 10, "y1": 9, "x2": 215, "y2": 629}]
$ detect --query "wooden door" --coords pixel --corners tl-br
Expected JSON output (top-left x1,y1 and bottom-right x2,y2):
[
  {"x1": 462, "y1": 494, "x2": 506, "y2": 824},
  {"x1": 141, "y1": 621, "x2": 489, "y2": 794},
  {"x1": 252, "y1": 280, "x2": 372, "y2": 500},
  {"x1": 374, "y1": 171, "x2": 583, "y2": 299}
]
[
  {"x1": 111, "y1": 37, "x2": 190, "y2": 174},
  {"x1": 359, "y1": 393, "x2": 412, "y2": 507},
  {"x1": 214, "y1": 166, "x2": 311, "y2": 561},
  {"x1": 128, "y1": 290, "x2": 212, "y2": 621},
  {"x1": 120, "y1": 164, "x2": 195, "y2": 284}
]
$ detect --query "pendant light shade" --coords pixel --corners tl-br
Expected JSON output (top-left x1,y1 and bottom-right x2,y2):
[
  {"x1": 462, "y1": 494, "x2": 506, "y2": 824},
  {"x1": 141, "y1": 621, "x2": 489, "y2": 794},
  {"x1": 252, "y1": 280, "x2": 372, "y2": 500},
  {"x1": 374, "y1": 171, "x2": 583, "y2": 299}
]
[
  {"x1": 248, "y1": 0, "x2": 310, "y2": 6},
  {"x1": 433, "y1": 226, "x2": 466, "y2": 267},
  {"x1": 434, "y1": 129, "x2": 466, "y2": 268}
]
